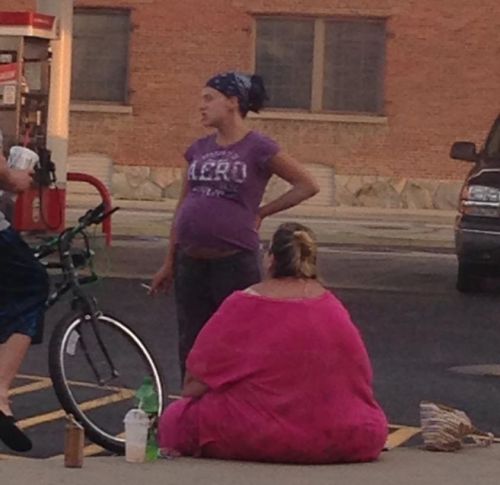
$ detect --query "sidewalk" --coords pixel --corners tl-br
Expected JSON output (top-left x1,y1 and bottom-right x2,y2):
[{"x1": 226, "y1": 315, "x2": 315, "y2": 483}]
[
  {"x1": 63, "y1": 193, "x2": 458, "y2": 280},
  {"x1": 66, "y1": 193, "x2": 457, "y2": 250},
  {"x1": 3, "y1": 447, "x2": 500, "y2": 485}
]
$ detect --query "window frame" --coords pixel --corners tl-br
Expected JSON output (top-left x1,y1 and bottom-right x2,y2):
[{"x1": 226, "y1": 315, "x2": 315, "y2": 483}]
[
  {"x1": 253, "y1": 15, "x2": 387, "y2": 117},
  {"x1": 71, "y1": 7, "x2": 132, "y2": 105}
]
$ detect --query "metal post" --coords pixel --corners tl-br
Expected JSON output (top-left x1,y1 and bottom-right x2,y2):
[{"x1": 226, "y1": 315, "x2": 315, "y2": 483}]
[{"x1": 36, "y1": 0, "x2": 73, "y2": 186}]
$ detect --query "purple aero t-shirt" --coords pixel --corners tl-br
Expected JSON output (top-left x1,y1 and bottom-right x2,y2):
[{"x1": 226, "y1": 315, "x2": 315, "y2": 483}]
[{"x1": 175, "y1": 131, "x2": 279, "y2": 252}]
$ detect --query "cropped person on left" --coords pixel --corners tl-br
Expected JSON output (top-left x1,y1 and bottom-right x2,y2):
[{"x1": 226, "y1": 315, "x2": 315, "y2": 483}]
[{"x1": 0, "y1": 149, "x2": 49, "y2": 452}]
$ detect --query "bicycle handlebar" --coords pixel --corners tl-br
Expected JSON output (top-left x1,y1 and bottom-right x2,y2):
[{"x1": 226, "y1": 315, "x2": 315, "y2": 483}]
[
  {"x1": 34, "y1": 204, "x2": 120, "y2": 259},
  {"x1": 77, "y1": 203, "x2": 119, "y2": 230},
  {"x1": 64, "y1": 204, "x2": 120, "y2": 246}
]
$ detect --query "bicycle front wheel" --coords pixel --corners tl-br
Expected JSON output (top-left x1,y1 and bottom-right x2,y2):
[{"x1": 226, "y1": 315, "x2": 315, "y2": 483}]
[{"x1": 49, "y1": 312, "x2": 164, "y2": 454}]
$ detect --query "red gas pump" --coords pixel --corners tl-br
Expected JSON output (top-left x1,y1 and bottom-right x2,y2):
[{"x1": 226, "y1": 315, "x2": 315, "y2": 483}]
[
  {"x1": 13, "y1": 147, "x2": 65, "y2": 231},
  {"x1": 0, "y1": 11, "x2": 65, "y2": 232}
]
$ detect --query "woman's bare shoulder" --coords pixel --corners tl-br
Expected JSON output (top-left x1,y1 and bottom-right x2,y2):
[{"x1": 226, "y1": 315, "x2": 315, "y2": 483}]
[
  {"x1": 243, "y1": 286, "x2": 261, "y2": 295},
  {"x1": 245, "y1": 279, "x2": 327, "y2": 300}
]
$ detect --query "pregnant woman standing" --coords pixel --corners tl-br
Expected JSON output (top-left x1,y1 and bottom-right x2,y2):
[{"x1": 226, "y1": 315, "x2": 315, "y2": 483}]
[{"x1": 151, "y1": 72, "x2": 319, "y2": 377}]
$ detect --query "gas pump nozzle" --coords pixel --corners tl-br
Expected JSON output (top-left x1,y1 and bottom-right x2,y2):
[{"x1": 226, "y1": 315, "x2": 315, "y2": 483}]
[{"x1": 33, "y1": 148, "x2": 56, "y2": 187}]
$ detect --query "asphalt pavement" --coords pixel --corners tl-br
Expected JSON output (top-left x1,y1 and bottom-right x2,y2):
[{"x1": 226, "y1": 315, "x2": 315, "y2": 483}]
[{"x1": 4, "y1": 199, "x2": 500, "y2": 484}]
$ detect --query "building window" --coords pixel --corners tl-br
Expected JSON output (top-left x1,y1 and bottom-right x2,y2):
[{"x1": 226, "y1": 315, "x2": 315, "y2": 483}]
[
  {"x1": 71, "y1": 8, "x2": 131, "y2": 103},
  {"x1": 255, "y1": 17, "x2": 386, "y2": 115}
]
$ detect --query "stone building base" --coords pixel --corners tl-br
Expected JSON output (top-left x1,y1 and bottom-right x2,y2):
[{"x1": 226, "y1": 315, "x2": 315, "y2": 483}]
[{"x1": 76, "y1": 160, "x2": 462, "y2": 211}]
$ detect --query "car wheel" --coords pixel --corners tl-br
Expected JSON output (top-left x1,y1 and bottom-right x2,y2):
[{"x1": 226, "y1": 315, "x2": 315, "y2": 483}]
[{"x1": 456, "y1": 262, "x2": 481, "y2": 293}]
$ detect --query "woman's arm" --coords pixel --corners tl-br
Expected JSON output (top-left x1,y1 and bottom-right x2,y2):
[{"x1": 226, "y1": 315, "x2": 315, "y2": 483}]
[
  {"x1": 182, "y1": 371, "x2": 209, "y2": 398},
  {"x1": 259, "y1": 151, "x2": 319, "y2": 221},
  {"x1": 150, "y1": 167, "x2": 189, "y2": 294}
]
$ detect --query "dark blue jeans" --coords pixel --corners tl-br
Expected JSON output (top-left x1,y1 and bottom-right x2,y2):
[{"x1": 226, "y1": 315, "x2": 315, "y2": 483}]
[
  {"x1": 174, "y1": 249, "x2": 261, "y2": 377},
  {"x1": 0, "y1": 227, "x2": 49, "y2": 344}
]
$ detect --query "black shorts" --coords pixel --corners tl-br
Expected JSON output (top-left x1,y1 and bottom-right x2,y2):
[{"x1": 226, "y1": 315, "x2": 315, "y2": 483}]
[{"x1": 0, "y1": 227, "x2": 49, "y2": 344}]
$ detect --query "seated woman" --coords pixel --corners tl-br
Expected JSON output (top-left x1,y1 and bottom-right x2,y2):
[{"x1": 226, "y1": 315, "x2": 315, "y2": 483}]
[{"x1": 158, "y1": 222, "x2": 388, "y2": 464}]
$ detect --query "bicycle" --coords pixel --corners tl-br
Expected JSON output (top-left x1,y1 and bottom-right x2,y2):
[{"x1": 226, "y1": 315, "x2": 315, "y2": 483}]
[{"x1": 33, "y1": 203, "x2": 164, "y2": 454}]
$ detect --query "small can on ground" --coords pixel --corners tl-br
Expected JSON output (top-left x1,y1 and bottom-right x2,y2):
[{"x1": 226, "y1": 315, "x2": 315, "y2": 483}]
[{"x1": 64, "y1": 414, "x2": 84, "y2": 468}]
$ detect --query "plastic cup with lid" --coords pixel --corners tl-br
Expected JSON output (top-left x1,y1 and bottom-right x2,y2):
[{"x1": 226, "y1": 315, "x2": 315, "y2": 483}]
[{"x1": 124, "y1": 408, "x2": 150, "y2": 463}]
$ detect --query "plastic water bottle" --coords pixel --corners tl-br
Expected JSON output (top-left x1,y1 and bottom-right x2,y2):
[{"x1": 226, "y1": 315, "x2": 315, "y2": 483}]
[
  {"x1": 135, "y1": 376, "x2": 160, "y2": 461},
  {"x1": 135, "y1": 376, "x2": 159, "y2": 415}
]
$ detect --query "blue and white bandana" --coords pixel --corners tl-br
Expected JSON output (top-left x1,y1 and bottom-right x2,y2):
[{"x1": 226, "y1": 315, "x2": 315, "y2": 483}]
[{"x1": 206, "y1": 72, "x2": 252, "y2": 112}]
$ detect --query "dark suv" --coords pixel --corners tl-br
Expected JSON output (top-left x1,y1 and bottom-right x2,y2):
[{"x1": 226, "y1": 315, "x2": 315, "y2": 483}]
[{"x1": 451, "y1": 115, "x2": 500, "y2": 292}]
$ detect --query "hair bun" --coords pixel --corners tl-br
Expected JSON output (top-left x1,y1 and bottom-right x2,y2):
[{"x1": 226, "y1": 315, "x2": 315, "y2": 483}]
[
  {"x1": 293, "y1": 230, "x2": 315, "y2": 259},
  {"x1": 248, "y1": 75, "x2": 268, "y2": 113},
  {"x1": 270, "y1": 222, "x2": 318, "y2": 279}
]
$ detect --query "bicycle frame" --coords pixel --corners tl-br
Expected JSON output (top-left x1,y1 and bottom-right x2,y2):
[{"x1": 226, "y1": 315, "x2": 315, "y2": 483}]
[
  {"x1": 35, "y1": 204, "x2": 121, "y2": 385},
  {"x1": 37, "y1": 229, "x2": 97, "y2": 313}
]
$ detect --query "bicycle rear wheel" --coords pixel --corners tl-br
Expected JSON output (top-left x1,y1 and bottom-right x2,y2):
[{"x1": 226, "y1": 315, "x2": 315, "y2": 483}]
[{"x1": 48, "y1": 312, "x2": 164, "y2": 454}]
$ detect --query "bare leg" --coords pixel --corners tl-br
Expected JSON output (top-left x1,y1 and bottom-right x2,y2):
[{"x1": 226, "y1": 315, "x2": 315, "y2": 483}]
[{"x1": 0, "y1": 333, "x2": 31, "y2": 416}]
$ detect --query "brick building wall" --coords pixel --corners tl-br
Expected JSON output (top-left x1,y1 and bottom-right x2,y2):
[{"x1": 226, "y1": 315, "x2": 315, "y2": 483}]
[{"x1": 1, "y1": 0, "x2": 499, "y2": 208}]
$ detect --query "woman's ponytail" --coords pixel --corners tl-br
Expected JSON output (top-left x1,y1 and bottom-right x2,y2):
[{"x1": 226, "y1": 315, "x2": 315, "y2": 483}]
[{"x1": 247, "y1": 75, "x2": 269, "y2": 114}]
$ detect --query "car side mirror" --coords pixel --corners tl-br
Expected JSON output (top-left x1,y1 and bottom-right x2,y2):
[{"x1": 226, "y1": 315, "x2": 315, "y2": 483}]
[{"x1": 450, "y1": 141, "x2": 478, "y2": 162}]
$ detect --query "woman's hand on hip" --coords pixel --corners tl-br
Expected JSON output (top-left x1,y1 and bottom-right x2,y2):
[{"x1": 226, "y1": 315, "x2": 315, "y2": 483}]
[
  {"x1": 258, "y1": 151, "x2": 320, "y2": 219},
  {"x1": 255, "y1": 214, "x2": 263, "y2": 231}
]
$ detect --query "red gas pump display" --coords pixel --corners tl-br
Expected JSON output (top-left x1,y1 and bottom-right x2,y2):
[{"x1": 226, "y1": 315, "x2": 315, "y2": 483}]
[{"x1": 0, "y1": 11, "x2": 65, "y2": 232}]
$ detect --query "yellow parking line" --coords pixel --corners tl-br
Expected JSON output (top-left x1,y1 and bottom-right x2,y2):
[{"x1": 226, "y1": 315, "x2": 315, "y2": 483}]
[
  {"x1": 389, "y1": 423, "x2": 418, "y2": 429},
  {"x1": 64, "y1": 379, "x2": 126, "y2": 392},
  {"x1": 385, "y1": 426, "x2": 421, "y2": 450},
  {"x1": 16, "y1": 373, "x2": 168, "y2": 397},
  {"x1": 16, "y1": 373, "x2": 47, "y2": 381},
  {"x1": 81, "y1": 443, "x2": 107, "y2": 457},
  {"x1": 17, "y1": 390, "x2": 135, "y2": 430},
  {"x1": 16, "y1": 372, "x2": 146, "y2": 394},
  {"x1": 50, "y1": 433, "x2": 126, "y2": 460},
  {"x1": 82, "y1": 437, "x2": 122, "y2": 457},
  {"x1": 8, "y1": 378, "x2": 52, "y2": 396}
]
